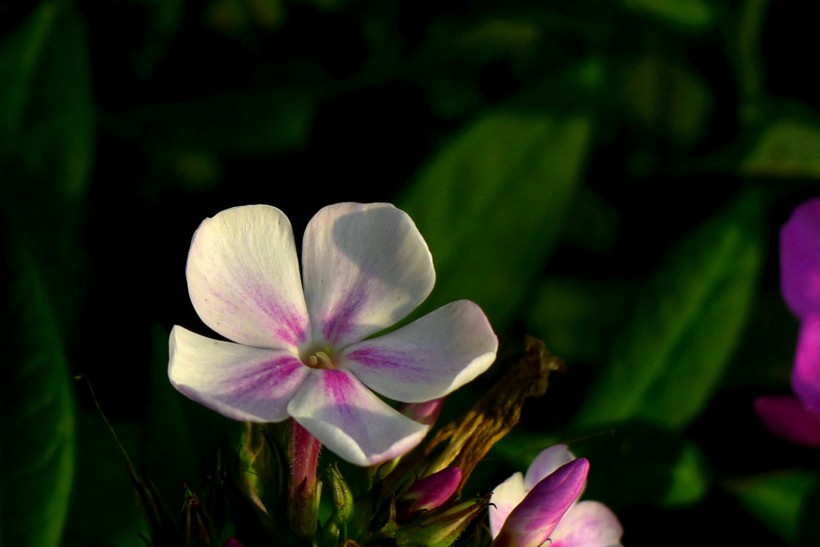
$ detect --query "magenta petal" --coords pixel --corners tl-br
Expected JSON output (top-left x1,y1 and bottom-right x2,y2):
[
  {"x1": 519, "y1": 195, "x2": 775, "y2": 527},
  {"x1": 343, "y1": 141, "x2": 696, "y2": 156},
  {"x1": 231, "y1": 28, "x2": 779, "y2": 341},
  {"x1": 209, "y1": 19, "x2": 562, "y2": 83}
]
[
  {"x1": 791, "y1": 314, "x2": 820, "y2": 416},
  {"x1": 781, "y1": 198, "x2": 820, "y2": 318},
  {"x1": 755, "y1": 395, "x2": 820, "y2": 447},
  {"x1": 494, "y1": 458, "x2": 590, "y2": 547},
  {"x1": 523, "y1": 444, "x2": 577, "y2": 491},
  {"x1": 402, "y1": 467, "x2": 463, "y2": 513}
]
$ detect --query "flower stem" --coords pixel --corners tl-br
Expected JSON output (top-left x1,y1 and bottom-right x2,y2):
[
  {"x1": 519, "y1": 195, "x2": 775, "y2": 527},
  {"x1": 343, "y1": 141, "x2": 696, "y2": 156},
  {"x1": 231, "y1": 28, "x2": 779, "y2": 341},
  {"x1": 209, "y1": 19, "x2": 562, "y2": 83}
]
[{"x1": 288, "y1": 419, "x2": 322, "y2": 539}]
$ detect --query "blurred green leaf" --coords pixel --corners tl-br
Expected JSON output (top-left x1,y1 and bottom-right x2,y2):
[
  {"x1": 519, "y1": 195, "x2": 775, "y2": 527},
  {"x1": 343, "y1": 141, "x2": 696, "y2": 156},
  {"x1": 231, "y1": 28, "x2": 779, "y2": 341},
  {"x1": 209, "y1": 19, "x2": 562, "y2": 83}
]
[
  {"x1": 727, "y1": 470, "x2": 819, "y2": 544},
  {"x1": 741, "y1": 118, "x2": 820, "y2": 179},
  {"x1": 1, "y1": 1, "x2": 93, "y2": 199},
  {"x1": 661, "y1": 440, "x2": 708, "y2": 507},
  {"x1": 733, "y1": 0, "x2": 769, "y2": 113},
  {"x1": 576, "y1": 188, "x2": 765, "y2": 429},
  {"x1": 620, "y1": 53, "x2": 713, "y2": 149},
  {"x1": 622, "y1": 0, "x2": 715, "y2": 31},
  {"x1": 1, "y1": 0, "x2": 93, "y2": 342},
  {"x1": 398, "y1": 61, "x2": 600, "y2": 329},
  {"x1": 62, "y1": 412, "x2": 147, "y2": 547},
  {"x1": 1, "y1": 236, "x2": 76, "y2": 547},
  {"x1": 0, "y1": 2, "x2": 56, "y2": 159},
  {"x1": 526, "y1": 276, "x2": 634, "y2": 363},
  {"x1": 106, "y1": 85, "x2": 321, "y2": 156}
]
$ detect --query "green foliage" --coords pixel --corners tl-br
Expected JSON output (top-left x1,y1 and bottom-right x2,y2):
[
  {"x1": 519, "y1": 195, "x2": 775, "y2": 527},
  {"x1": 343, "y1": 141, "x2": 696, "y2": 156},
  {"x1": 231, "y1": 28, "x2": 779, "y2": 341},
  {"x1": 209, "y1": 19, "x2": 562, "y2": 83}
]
[
  {"x1": 1, "y1": 237, "x2": 76, "y2": 547},
  {"x1": 576, "y1": 188, "x2": 765, "y2": 430},
  {"x1": 728, "y1": 470, "x2": 820, "y2": 544},
  {"x1": 399, "y1": 61, "x2": 599, "y2": 330}
]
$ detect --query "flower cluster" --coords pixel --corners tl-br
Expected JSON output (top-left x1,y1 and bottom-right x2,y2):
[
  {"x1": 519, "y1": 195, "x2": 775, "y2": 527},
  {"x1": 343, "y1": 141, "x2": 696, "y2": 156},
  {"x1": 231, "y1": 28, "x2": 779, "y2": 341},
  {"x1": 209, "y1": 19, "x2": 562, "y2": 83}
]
[
  {"x1": 157, "y1": 202, "x2": 623, "y2": 546},
  {"x1": 756, "y1": 198, "x2": 820, "y2": 446}
]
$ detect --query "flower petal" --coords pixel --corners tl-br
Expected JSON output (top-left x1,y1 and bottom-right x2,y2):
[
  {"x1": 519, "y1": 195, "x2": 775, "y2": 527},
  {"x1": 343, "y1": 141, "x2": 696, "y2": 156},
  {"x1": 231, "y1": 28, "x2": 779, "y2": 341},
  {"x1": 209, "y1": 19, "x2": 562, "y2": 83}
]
[
  {"x1": 494, "y1": 459, "x2": 589, "y2": 547},
  {"x1": 489, "y1": 472, "x2": 527, "y2": 538},
  {"x1": 549, "y1": 501, "x2": 624, "y2": 547},
  {"x1": 341, "y1": 300, "x2": 497, "y2": 402},
  {"x1": 523, "y1": 444, "x2": 577, "y2": 491},
  {"x1": 186, "y1": 205, "x2": 309, "y2": 348},
  {"x1": 301, "y1": 203, "x2": 435, "y2": 347},
  {"x1": 168, "y1": 325, "x2": 309, "y2": 422},
  {"x1": 781, "y1": 198, "x2": 820, "y2": 318},
  {"x1": 755, "y1": 395, "x2": 820, "y2": 447},
  {"x1": 286, "y1": 369, "x2": 429, "y2": 466},
  {"x1": 792, "y1": 314, "x2": 820, "y2": 416}
]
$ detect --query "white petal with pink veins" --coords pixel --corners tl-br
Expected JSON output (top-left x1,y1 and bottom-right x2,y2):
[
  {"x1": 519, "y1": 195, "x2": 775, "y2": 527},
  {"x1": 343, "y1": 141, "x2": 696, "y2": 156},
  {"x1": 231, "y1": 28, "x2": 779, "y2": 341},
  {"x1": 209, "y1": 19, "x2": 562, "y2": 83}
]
[
  {"x1": 287, "y1": 368, "x2": 429, "y2": 466},
  {"x1": 301, "y1": 203, "x2": 435, "y2": 347},
  {"x1": 341, "y1": 300, "x2": 497, "y2": 402},
  {"x1": 186, "y1": 205, "x2": 309, "y2": 349},
  {"x1": 169, "y1": 326, "x2": 309, "y2": 422}
]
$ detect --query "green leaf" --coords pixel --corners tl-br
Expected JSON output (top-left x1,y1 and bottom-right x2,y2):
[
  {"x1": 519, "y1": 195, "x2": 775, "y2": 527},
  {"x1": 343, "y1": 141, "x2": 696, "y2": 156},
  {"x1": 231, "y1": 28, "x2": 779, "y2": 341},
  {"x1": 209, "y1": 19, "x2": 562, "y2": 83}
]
[
  {"x1": 575, "y1": 188, "x2": 765, "y2": 429},
  {"x1": 13, "y1": 1, "x2": 93, "y2": 199},
  {"x1": 620, "y1": 53, "x2": 713, "y2": 149},
  {"x1": 0, "y1": 2, "x2": 57, "y2": 158},
  {"x1": 398, "y1": 61, "x2": 600, "y2": 329},
  {"x1": 741, "y1": 118, "x2": 820, "y2": 179},
  {"x1": 526, "y1": 276, "x2": 634, "y2": 363},
  {"x1": 727, "y1": 470, "x2": 819, "y2": 544},
  {"x1": 621, "y1": 0, "x2": 715, "y2": 31},
  {"x1": 1, "y1": 235, "x2": 76, "y2": 547}
]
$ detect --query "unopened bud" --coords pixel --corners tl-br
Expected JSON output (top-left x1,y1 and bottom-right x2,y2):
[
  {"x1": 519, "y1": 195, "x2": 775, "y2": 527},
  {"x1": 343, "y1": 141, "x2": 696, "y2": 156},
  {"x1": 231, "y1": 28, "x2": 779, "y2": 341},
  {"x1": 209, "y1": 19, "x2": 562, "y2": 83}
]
[
  {"x1": 398, "y1": 467, "x2": 462, "y2": 518},
  {"x1": 400, "y1": 397, "x2": 446, "y2": 426},
  {"x1": 395, "y1": 495, "x2": 489, "y2": 547}
]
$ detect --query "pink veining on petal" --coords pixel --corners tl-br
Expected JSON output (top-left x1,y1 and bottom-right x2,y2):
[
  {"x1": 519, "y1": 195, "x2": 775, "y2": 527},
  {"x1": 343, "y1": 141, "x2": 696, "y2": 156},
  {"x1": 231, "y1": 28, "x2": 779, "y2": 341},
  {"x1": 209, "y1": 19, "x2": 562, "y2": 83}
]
[
  {"x1": 257, "y1": 299, "x2": 308, "y2": 346},
  {"x1": 321, "y1": 284, "x2": 368, "y2": 345},
  {"x1": 321, "y1": 369, "x2": 357, "y2": 417},
  {"x1": 345, "y1": 346, "x2": 433, "y2": 384},
  {"x1": 225, "y1": 355, "x2": 305, "y2": 395}
]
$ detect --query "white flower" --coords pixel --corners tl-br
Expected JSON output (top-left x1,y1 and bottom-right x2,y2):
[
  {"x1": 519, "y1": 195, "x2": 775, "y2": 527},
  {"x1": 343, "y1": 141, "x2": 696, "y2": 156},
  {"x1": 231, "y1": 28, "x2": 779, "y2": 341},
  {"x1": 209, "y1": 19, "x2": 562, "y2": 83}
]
[{"x1": 169, "y1": 203, "x2": 498, "y2": 466}]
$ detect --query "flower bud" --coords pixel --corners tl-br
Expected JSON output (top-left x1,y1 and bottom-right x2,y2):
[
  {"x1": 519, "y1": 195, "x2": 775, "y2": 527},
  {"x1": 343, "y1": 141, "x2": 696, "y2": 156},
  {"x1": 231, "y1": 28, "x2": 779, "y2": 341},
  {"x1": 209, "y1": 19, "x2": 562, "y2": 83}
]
[
  {"x1": 398, "y1": 467, "x2": 462, "y2": 518},
  {"x1": 394, "y1": 495, "x2": 489, "y2": 547},
  {"x1": 400, "y1": 397, "x2": 446, "y2": 426}
]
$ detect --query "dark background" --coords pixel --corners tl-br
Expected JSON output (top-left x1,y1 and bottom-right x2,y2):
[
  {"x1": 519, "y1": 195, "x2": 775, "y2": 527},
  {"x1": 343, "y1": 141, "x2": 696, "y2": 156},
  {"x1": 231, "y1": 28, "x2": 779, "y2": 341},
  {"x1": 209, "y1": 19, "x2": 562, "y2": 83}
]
[{"x1": 3, "y1": 0, "x2": 820, "y2": 545}]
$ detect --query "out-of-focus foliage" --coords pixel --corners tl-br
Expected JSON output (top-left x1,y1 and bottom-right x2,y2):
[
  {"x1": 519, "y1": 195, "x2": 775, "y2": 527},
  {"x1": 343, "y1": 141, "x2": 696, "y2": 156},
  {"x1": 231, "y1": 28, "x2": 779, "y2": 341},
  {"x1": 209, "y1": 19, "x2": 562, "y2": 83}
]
[{"x1": 2, "y1": 0, "x2": 820, "y2": 545}]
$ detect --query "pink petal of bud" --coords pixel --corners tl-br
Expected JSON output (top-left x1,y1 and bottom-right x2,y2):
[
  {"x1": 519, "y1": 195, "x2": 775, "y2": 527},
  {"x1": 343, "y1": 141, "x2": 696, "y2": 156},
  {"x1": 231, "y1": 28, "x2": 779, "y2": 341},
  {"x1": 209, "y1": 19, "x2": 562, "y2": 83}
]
[
  {"x1": 400, "y1": 398, "x2": 446, "y2": 426},
  {"x1": 755, "y1": 395, "x2": 820, "y2": 447},
  {"x1": 494, "y1": 458, "x2": 590, "y2": 547},
  {"x1": 401, "y1": 467, "x2": 463, "y2": 515}
]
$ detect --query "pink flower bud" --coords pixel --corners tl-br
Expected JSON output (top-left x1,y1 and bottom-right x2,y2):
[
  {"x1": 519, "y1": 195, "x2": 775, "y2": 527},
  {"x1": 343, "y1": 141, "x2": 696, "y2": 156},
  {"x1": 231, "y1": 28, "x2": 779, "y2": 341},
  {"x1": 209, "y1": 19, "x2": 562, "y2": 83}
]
[{"x1": 400, "y1": 467, "x2": 462, "y2": 517}]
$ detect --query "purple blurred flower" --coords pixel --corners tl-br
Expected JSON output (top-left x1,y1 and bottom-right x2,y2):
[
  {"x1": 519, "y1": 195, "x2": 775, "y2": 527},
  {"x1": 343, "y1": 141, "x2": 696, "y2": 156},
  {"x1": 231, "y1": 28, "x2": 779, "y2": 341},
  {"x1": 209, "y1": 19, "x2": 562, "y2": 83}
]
[
  {"x1": 168, "y1": 203, "x2": 498, "y2": 466},
  {"x1": 489, "y1": 444, "x2": 623, "y2": 547},
  {"x1": 756, "y1": 198, "x2": 820, "y2": 447}
]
